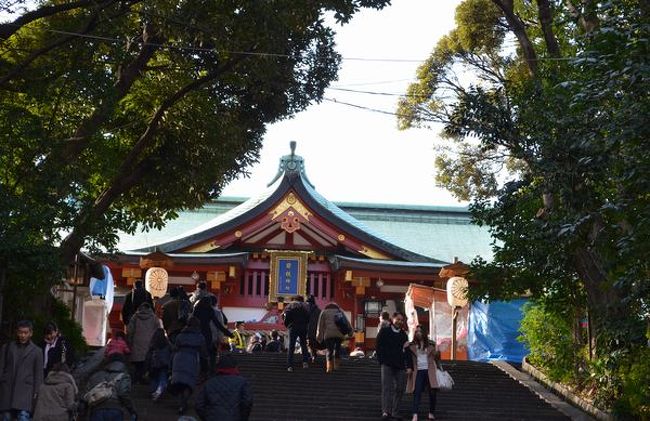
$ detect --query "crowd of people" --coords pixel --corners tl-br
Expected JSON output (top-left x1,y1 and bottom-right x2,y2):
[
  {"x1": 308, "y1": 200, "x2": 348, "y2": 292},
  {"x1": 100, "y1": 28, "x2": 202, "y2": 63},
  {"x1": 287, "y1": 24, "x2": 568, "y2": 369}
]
[{"x1": 0, "y1": 281, "x2": 443, "y2": 421}]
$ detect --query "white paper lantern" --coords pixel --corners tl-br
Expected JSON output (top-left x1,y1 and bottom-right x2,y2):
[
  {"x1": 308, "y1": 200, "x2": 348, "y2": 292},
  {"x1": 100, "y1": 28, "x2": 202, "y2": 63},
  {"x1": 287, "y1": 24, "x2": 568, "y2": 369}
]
[
  {"x1": 446, "y1": 276, "x2": 469, "y2": 308},
  {"x1": 145, "y1": 267, "x2": 169, "y2": 298}
]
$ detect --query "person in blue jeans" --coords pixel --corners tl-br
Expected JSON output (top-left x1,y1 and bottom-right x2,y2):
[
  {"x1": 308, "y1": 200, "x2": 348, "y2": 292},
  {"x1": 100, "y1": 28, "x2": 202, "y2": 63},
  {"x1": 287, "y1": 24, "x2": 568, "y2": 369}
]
[
  {"x1": 146, "y1": 328, "x2": 172, "y2": 400},
  {"x1": 282, "y1": 296, "x2": 310, "y2": 372},
  {"x1": 405, "y1": 327, "x2": 440, "y2": 421},
  {"x1": 0, "y1": 320, "x2": 44, "y2": 421}
]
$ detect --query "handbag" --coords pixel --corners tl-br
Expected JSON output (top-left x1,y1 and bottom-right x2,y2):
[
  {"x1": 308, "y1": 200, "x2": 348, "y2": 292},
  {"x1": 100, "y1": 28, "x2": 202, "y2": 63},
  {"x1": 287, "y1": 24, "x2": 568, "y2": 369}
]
[{"x1": 435, "y1": 368, "x2": 454, "y2": 391}]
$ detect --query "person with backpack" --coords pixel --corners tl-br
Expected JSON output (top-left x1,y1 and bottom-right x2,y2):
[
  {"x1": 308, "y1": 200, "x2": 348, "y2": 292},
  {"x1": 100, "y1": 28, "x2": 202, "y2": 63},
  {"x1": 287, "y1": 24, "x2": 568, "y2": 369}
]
[
  {"x1": 127, "y1": 302, "x2": 161, "y2": 384},
  {"x1": 145, "y1": 328, "x2": 172, "y2": 401},
  {"x1": 121, "y1": 280, "x2": 153, "y2": 327},
  {"x1": 0, "y1": 320, "x2": 44, "y2": 421},
  {"x1": 83, "y1": 354, "x2": 137, "y2": 421},
  {"x1": 305, "y1": 295, "x2": 322, "y2": 363},
  {"x1": 282, "y1": 295, "x2": 310, "y2": 372},
  {"x1": 32, "y1": 362, "x2": 78, "y2": 421},
  {"x1": 195, "y1": 354, "x2": 253, "y2": 421},
  {"x1": 316, "y1": 302, "x2": 349, "y2": 373},
  {"x1": 170, "y1": 317, "x2": 208, "y2": 415}
]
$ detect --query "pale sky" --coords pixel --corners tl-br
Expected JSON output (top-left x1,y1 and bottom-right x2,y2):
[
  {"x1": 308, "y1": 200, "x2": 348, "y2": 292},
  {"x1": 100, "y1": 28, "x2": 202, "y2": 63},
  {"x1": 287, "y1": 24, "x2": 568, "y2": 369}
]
[{"x1": 221, "y1": 0, "x2": 465, "y2": 207}]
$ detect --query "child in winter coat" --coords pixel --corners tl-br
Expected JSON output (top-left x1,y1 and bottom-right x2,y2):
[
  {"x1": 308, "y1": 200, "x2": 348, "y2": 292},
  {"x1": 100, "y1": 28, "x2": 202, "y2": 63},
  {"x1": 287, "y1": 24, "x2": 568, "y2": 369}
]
[
  {"x1": 105, "y1": 329, "x2": 130, "y2": 359},
  {"x1": 146, "y1": 328, "x2": 172, "y2": 400}
]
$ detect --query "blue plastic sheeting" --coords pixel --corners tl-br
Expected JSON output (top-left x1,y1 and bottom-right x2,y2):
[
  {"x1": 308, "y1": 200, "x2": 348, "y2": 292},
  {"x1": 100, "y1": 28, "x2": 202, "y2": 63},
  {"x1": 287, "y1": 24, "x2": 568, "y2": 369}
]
[{"x1": 467, "y1": 299, "x2": 529, "y2": 363}]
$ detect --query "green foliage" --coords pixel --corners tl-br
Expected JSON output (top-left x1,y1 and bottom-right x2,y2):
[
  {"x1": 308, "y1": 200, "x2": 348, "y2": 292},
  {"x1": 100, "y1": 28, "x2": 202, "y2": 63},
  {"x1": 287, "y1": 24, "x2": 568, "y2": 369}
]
[
  {"x1": 614, "y1": 346, "x2": 650, "y2": 420},
  {"x1": 0, "y1": 0, "x2": 389, "y2": 324},
  {"x1": 519, "y1": 302, "x2": 586, "y2": 384},
  {"x1": 32, "y1": 299, "x2": 88, "y2": 356},
  {"x1": 399, "y1": 0, "x2": 649, "y2": 413}
]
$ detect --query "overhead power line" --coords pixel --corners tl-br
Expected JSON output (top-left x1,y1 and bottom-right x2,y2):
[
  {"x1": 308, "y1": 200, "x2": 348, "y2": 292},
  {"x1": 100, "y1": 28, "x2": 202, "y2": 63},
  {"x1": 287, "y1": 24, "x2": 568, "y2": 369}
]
[{"x1": 323, "y1": 97, "x2": 436, "y2": 122}]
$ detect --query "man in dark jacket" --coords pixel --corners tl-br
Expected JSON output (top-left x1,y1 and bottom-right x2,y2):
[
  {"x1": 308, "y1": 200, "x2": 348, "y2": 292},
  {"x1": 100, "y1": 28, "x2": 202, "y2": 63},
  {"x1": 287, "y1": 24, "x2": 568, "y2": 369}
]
[
  {"x1": 84, "y1": 354, "x2": 137, "y2": 421},
  {"x1": 0, "y1": 320, "x2": 44, "y2": 421},
  {"x1": 375, "y1": 311, "x2": 410, "y2": 421},
  {"x1": 195, "y1": 354, "x2": 253, "y2": 421},
  {"x1": 121, "y1": 280, "x2": 153, "y2": 327},
  {"x1": 161, "y1": 287, "x2": 185, "y2": 343},
  {"x1": 282, "y1": 295, "x2": 310, "y2": 372},
  {"x1": 193, "y1": 295, "x2": 233, "y2": 372}
]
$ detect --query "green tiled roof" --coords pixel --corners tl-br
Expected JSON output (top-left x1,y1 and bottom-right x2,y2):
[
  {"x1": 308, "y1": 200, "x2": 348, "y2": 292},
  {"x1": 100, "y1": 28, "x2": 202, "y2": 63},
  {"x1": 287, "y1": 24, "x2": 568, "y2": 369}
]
[{"x1": 116, "y1": 196, "x2": 494, "y2": 263}]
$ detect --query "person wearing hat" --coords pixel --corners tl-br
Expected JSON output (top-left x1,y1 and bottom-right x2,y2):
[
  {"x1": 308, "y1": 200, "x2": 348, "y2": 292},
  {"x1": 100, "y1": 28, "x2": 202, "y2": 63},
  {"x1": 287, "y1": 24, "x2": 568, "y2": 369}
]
[{"x1": 195, "y1": 355, "x2": 253, "y2": 421}]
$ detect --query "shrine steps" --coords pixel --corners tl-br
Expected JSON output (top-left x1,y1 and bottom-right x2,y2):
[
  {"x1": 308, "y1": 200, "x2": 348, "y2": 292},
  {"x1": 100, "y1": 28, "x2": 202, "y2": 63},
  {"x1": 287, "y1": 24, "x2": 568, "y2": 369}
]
[{"x1": 129, "y1": 352, "x2": 573, "y2": 420}]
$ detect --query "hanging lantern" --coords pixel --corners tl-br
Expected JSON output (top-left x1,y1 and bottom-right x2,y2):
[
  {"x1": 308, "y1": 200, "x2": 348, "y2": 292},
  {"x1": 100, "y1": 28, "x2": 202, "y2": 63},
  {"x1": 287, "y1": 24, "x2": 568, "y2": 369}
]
[
  {"x1": 446, "y1": 276, "x2": 468, "y2": 308},
  {"x1": 145, "y1": 267, "x2": 169, "y2": 298}
]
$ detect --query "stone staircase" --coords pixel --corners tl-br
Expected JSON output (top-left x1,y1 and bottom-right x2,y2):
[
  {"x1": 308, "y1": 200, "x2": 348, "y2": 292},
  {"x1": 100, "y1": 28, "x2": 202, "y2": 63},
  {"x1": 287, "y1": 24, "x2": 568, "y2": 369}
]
[{"x1": 131, "y1": 353, "x2": 571, "y2": 420}]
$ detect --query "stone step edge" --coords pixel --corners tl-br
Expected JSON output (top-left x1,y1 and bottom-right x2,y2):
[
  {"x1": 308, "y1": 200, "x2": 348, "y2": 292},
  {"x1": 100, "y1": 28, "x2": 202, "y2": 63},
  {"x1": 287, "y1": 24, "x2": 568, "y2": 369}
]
[
  {"x1": 490, "y1": 360, "x2": 597, "y2": 421},
  {"x1": 519, "y1": 358, "x2": 615, "y2": 421}
]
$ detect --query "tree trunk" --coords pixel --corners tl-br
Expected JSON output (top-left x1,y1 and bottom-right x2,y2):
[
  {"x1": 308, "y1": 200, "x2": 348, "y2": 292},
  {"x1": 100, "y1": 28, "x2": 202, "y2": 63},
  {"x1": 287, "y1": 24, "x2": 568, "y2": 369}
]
[
  {"x1": 492, "y1": 0, "x2": 539, "y2": 77},
  {"x1": 536, "y1": 0, "x2": 562, "y2": 58}
]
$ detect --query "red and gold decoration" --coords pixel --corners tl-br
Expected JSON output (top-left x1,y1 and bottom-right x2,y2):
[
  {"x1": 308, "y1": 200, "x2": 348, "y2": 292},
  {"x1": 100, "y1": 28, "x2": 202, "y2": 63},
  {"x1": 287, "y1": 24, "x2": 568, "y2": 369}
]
[{"x1": 268, "y1": 250, "x2": 311, "y2": 302}]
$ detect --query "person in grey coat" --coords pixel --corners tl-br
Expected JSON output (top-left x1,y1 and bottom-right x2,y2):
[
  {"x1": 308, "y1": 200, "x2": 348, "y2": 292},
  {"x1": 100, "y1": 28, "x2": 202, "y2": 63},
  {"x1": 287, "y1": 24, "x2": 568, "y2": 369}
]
[
  {"x1": 84, "y1": 354, "x2": 137, "y2": 421},
  {"x1": 127, "y1": 302, "x2": 161, "y2": 384},
  {"x1": 170, "y1": 317, "x2": 208, "y2": 415},
  {"x1": 316, "y1": 302, "x2": 347, "y2": 373},
  {"x1": 195, "y1": 355, "x2": 253, "y2": 421},
  {"x1": 0, "y1": 320, "x2": 44, "y2": 421},
  {"x1": 32, "y1": 363, "x2": 77, "y2": 421}
]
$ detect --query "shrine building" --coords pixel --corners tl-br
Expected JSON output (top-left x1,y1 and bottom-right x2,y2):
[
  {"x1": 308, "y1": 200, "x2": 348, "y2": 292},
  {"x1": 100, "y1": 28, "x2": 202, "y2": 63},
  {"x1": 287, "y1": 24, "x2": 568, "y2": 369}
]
[{"x1": 101, "y1": 143, "x2": 493, "y2": 352}]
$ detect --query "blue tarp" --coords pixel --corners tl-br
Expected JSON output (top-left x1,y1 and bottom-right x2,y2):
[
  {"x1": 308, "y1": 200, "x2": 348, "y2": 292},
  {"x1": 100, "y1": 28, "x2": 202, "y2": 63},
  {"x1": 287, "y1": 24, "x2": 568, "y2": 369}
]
[{"x1": 467, "y1": 299, "x2": 529, "y2": 363}]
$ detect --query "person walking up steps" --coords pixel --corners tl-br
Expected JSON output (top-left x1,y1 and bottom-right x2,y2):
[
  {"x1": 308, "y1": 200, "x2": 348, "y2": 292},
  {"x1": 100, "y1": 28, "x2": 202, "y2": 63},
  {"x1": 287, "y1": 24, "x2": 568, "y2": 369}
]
[
  {"x1": 146, "y1": 328, "x2": 172, "y2": 401},
  {"x1": 376, "y1": 312, "x2": 410, "y2": 421},
  {"x1": 83, "y1": 354, "x2": 137, "y2": 421},
  {"x1": 32, "y1": 362, "x2": 78, "y2": 421},
  {"x1": 316, "y1": 302, "x2": 349, "y2": 373},
  {"x1": 406, "y1": 327, "x2": 439, "y2": 421},
  {"x1": 282, "y1": 295, "x2": 310, "y2": 372},
  {"x1": 170, "y1": 317, "x2": 208, "y2": 415},
  {"x1": 305, "y1": 295, "x2": 322, "y2": 363},
  {"x1": 127, "y1": 302, "x2": 160, "y2": 384},
  {"x1": 195, "y1": 354, "x2": 253, "y2": 421}
]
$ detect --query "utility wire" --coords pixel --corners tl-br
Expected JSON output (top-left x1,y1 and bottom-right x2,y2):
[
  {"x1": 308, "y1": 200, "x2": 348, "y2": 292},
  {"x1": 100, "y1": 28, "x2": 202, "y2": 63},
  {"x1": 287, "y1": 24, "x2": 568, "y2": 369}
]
[
  {"x1": 323, "y1": 97, "x2": 436, "y2": 121},
  {"x1": 2, "y1": 23, "x2": 580, "y2": 63},
  {"x1": 327, "y1": 86, "x2": 429, "y2": 98}
]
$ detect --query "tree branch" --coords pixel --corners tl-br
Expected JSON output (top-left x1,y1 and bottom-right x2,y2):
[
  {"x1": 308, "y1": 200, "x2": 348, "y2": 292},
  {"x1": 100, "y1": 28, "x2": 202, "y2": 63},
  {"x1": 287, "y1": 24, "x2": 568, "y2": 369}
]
[
  {"x1": 536, "y1": 0, "x2": 561, "y2": 58},
  {"x1": 0, "y1": 0, "x2": 100, "y2": 41},
  {"x1": 0, "y1": 8, "x2": 104, "y2": 87},
  {"x1": 491, "y1": 0, "x2": 539, "y2": 77},
  {"x1": 52, "y1": 22, "x2": 160, "y2": 165},
  {"x1": 58, "y1": 64, "x2": 235, "y2": 263}
]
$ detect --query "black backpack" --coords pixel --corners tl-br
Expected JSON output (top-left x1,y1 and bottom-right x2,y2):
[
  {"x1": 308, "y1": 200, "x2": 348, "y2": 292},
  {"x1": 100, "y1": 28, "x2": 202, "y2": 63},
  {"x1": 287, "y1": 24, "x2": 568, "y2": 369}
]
[
  {"x1": 334, "y1": 311, "x2": 352, "y2": 335},
  {"x1": 177, "y1": 300, "x2": 191, "y2": 322}
]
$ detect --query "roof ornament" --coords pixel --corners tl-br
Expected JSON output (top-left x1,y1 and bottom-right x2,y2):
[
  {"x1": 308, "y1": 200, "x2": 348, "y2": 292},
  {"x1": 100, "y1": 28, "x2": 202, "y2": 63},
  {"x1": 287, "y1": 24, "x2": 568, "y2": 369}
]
[{"x1": 267, "y1": 141, "x2": 315, "y2": 188}]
